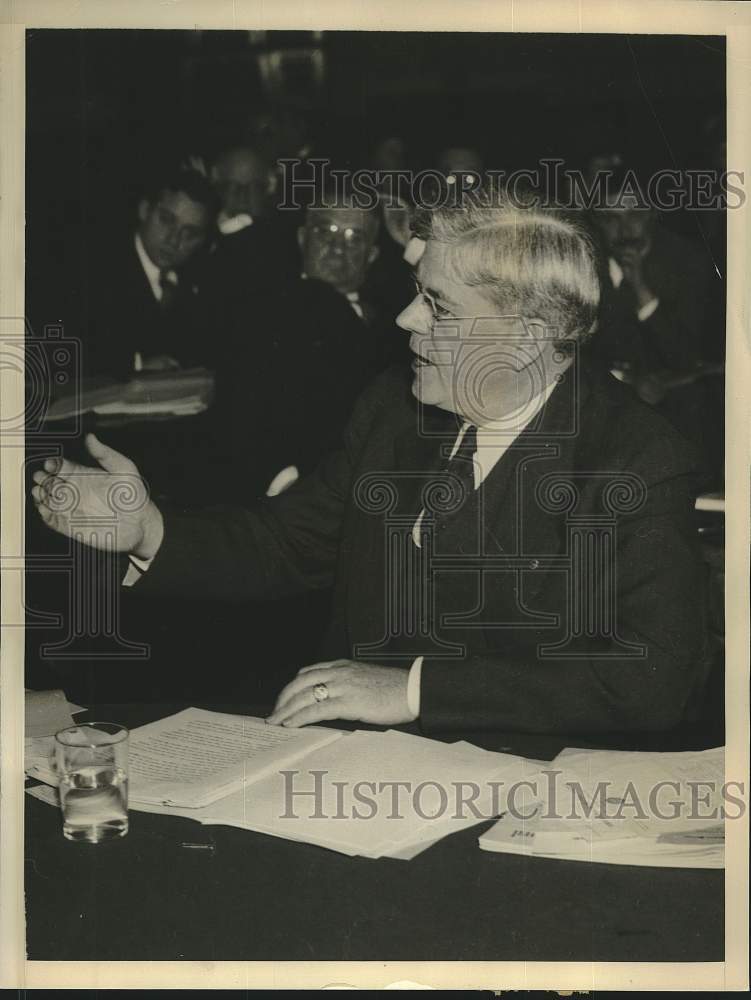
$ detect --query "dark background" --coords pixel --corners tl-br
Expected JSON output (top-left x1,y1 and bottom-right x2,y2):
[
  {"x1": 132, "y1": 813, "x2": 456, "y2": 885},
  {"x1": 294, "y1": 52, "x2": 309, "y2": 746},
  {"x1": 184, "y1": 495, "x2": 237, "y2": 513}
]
[{"x1": 26, "y1": 30, "x2": 726, "y2": 251}]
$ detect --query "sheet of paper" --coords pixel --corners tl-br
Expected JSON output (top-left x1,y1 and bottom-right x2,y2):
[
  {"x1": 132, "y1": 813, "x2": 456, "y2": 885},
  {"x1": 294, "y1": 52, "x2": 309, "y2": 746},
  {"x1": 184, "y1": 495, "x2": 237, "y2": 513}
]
[
  {"x1": 538, "y1": 746, "x2": 726, "y2": 842},
  {"x1": 93, "y1": 397, "x2": 206, "y2": 416},
  {"x1": 25, "y1": 689, "x2": 85, "y2": 738},
  {"x1": 126, "y1": 708, "x2": 343, "y2": 807},
  {"x1": 24, "y1": 735, "x2": 58, "y2": 784}
]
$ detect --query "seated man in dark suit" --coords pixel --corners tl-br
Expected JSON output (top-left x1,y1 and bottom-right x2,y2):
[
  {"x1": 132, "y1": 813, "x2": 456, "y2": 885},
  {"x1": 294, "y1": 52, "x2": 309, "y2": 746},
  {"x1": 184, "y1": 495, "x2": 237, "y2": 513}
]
[
  {"x1": 590, "y1": 196, "x2": 710, "y2": 373},
  {"x1": 33, "y1": 186, "x2": 708, "y2": 740},
  {"x1": 213, "y1": 197, "x2": 405, "y2": 500},
  {"x1": 80, "y1": 168, "x2": 218, "y2": 379},
  {"x1": 201, "y1": 143, "x2": 299, "y2": 318},
  {"x1": 586, "y1": 182, "x2": 714, "y2": 462},
  {"x1": 293, "y1": 196, "x2": 408, "y2": 412}
]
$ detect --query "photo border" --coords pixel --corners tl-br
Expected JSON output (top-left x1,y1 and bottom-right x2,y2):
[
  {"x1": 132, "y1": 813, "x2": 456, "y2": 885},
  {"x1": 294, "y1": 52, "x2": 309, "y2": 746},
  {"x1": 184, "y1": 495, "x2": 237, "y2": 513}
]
[{"x1": 1, "y1": 0, "x2": 748, "y2": 990}]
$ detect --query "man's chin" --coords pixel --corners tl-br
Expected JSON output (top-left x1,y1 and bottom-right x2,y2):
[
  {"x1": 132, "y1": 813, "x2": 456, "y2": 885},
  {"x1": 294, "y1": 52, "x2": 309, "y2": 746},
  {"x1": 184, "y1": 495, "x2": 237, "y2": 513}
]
[{"x1": 411, "y1": 368, "x2": 442, "y2": 406}]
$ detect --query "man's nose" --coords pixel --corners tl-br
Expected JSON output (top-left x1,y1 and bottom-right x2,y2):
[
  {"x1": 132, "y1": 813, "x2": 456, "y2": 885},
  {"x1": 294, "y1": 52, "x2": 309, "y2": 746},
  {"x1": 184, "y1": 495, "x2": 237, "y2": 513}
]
[
  {"x1": 324, "y1": 239, "x2": 346, "y2": 257},
  {"x1": 396, "y1": 294, "x2": 431, "y2": 334}
]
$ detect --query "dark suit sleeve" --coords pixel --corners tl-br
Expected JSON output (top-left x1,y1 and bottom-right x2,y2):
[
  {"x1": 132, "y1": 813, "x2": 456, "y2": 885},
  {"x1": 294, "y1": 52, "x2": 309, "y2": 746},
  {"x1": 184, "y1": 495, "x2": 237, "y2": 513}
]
[
  {"x1": 593, "y1": 234, "x2": 710, "y2": 374},
  {"x1": 636, "y1": 287, "x2": 705, "y2": 371},
  {"x1": 134, "y1": 372, "x2": 387, "y2": 603},
  {"x1": 418, "y1": 447, "x2": 708, "y2": 735}
]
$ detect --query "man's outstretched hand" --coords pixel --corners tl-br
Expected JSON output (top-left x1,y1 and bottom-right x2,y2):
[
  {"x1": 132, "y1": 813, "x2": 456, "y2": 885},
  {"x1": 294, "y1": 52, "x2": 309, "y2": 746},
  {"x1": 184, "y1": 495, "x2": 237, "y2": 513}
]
[{"x1": 31, "y1": 433, "x2": 164, "y2": 558}]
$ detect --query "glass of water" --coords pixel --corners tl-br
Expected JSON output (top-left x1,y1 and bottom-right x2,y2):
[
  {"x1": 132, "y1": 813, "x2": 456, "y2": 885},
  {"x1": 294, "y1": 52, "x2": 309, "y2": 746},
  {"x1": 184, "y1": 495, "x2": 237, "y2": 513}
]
[{"x1": 54, "y1": 722, "x2": 129, "y2": 843}]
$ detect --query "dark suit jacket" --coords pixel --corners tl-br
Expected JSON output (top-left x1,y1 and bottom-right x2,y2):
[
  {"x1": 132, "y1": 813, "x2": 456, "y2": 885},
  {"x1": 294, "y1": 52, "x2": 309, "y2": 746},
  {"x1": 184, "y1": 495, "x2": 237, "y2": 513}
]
[
  {"x1": 587, "y1": 225, "x2": 716, "y2": 470},
  {"x1": 77, "y1": 234, "x2": 211, "y2": 379},
  {"x1": 212, "y1": 275, "x2": 404, "y2": 500},
  {"x1": 590, "y1": 225, "x2": 710, "y2": 373},
  {"x1": 138, "y1": 359, "x2": 708, "y2": 737}
]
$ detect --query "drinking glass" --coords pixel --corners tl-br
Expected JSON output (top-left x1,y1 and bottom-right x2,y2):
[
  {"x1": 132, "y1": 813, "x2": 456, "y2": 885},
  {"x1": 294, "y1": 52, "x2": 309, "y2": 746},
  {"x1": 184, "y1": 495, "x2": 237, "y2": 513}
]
[{"x1": 54, "y1": 722, "x2": 129, "y2": 842}]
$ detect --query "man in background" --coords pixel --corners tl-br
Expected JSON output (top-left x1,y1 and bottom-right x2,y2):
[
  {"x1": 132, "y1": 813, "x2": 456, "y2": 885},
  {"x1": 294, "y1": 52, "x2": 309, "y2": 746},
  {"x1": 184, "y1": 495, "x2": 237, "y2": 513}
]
[
  {"x1": 81, "y1": 167, "x2": 218, "y2": 378},
  {"x1": 211, "y1": 144, "x2": 277, "y2": 232},
  {"x1": 214, "y1": 196, "x2": 399, "y2": 501},
  {"x1": 587, "y1": 177, "x2": 714, "y2": 467}
]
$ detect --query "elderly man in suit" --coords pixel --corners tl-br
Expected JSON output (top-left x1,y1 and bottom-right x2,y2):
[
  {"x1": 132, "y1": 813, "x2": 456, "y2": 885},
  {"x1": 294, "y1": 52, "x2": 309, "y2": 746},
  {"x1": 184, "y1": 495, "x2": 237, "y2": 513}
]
[
  {"x1": 32, "y1": 188, "x2": 707, "y2": 738},
  {"x1": 212, "y1": 196, "x2": 407, "y2": 501}
]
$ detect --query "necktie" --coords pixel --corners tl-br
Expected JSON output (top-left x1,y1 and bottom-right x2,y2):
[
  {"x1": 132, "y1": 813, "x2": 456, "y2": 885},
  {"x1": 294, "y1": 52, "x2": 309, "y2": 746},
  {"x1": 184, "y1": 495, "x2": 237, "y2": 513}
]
[
  {"x1": 396, "y1": 423, "x2": 477, "y2": 656},
  {"x1": 430, "y1": 424, "x2": 478, "y2": 532},
  {"x1": 159, "y1": 270, "x2": 178, "y2": 310}
]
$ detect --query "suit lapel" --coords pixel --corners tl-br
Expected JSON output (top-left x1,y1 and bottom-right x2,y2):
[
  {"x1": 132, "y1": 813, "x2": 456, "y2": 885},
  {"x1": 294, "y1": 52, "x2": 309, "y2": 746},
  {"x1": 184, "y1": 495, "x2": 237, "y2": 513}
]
[
  {"x1": 392, "y1": 401, "x2": 460, "y2": 518},
  {"x1": 436, "y1": 362, "x2": 590, "y2": 608}
]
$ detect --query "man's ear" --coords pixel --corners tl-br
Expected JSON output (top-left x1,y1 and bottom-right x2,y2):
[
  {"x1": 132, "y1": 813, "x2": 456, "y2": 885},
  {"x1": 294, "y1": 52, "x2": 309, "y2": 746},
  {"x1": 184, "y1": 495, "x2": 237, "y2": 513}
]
[
  {"x1": 137, "y1": 199, "x2": 151, "y2": 224},
  {"x1": 296, "y1": 226, "x2": 306, "y2": 251},
  {"x1": 367, "y1": 244, "x2": 380, "y2": 266}
]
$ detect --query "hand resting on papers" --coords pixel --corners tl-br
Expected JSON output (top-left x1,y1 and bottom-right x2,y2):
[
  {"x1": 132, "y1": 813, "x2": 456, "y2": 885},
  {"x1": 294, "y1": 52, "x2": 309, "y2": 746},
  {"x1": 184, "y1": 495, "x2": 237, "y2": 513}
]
[
  {"x1": 267, "y1": 660, "x2": 416, "y2": 728},
  {"x1": 31, "y1": 433, "x2": 164, "y2": 560}
]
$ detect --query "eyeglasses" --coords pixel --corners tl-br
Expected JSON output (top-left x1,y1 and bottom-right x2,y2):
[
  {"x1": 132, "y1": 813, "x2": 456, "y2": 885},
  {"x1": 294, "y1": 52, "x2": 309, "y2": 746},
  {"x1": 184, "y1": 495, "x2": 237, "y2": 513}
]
[
  {"x1": 308, "y1": 223, "x2": 367, "y2": 248},
  {"x1": 411, "y1": 278, "x2": 545, "y2": 338},
  {"x1": 412, "y1": 278, "x2": 459, "y2": 324}
]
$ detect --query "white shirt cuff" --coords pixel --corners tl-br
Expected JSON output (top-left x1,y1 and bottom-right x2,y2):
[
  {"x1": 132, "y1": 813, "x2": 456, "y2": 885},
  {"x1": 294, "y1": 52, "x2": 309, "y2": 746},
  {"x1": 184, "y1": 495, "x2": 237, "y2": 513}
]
[
  {"x1": 637, "y1": 297, "x2": 660, "y2": 322},
  {"x1": 407, "y1": 655, "x2": 423, "y2": 717},
  {"x1": 266, "y1": 465, "x2": 299, "y2": 497},
  {"x1": 123, "y1": 553, "x2": 153, "y2": 587}
]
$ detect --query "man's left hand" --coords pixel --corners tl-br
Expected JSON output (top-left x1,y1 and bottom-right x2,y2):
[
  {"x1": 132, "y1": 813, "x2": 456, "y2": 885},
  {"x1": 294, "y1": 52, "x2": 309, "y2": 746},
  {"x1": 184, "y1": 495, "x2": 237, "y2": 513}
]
[
  {"x1": 267, "y1": 660, "x2": 416, "y2": 728},
  {"x1": 615, "y1": 240, "x2": 656, "y2": 309}
]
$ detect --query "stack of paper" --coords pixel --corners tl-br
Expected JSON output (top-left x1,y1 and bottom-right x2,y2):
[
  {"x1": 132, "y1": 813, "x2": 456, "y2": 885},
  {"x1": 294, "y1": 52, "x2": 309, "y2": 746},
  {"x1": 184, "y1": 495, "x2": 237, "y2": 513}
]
[
  {"x1": 25, "y1": 707, "x2": 542, "y2": 860},
  {"x1": 44, "y1": 368, "x2": 214, "y2": 421},
  {"x1": 188, "y1": 729, "x2": 543, "y2": 859},
  {"x1": 479, "y1": 746, "x2": 726, "y2": 869}
]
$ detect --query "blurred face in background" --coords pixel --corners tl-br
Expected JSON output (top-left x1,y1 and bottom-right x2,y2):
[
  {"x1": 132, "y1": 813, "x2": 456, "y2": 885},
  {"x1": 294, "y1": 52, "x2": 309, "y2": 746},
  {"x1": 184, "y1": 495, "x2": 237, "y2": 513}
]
[
  {"x1": 211, "y1": 147, "x2": 274, "y2": 223},
  {"x1": 437, "y1": 146, "x2": 484, "y2": 178},
  {"x1": 299, "y1": 207, "x2": 379, "y2": 295},
  {"x1": 594, "y1": 206, "x2": 654, "y2": 261},
  {"x1": 137, "y1": 188, "x2": 211, "y2": 271}
]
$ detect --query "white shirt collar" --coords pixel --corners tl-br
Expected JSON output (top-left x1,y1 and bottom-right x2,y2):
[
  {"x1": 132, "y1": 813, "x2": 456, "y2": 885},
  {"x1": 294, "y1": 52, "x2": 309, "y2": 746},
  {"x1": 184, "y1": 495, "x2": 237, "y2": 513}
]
[
  {"x1": 608, "y1": 256, "x2": 624, "y2": 289},
  {"x1": 134, "y1": 232, "x2": 176, "y2": 301},
  {"x1": 450, "y1": 378, "x2": 560, "y2": 488},
  {"x1": 472, "y1": 378, "x2": 558, "y2": 438},
  {"x1": 217, "y1": 211, "x2": 253, "y2": 235}
]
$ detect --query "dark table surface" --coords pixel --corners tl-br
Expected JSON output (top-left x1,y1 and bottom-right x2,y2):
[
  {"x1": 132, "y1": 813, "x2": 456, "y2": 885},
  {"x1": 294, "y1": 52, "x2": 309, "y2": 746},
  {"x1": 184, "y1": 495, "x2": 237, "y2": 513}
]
[{"x1": 24, "y1": 702, "x2": 724, "y2": 963}]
